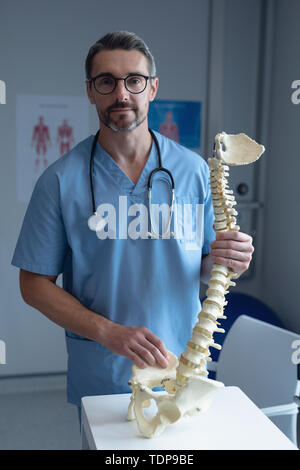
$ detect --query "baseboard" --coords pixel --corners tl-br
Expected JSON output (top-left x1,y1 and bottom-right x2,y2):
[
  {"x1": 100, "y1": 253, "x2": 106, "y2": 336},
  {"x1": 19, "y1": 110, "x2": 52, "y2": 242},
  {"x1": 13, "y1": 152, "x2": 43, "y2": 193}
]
[{"x1": 0, "y1": 373, "x2": 67, "y2": 394}]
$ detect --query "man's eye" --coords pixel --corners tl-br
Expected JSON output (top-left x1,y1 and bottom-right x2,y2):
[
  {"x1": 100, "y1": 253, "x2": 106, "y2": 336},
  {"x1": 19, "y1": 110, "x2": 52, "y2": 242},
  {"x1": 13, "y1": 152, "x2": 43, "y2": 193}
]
[
  {"x1": 100, "y1": 77, "x2": 114, "y2": 85},
  {"x1": 128, "y1": 77, "x2": 141, "y2": 85}
]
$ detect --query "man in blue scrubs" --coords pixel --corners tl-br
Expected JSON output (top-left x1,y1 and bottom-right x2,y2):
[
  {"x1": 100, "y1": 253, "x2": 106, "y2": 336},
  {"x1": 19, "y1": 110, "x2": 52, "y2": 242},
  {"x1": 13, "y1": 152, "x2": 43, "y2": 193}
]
[{"x1": 11, "y1": 32, "x2": 254, "y2": 419}]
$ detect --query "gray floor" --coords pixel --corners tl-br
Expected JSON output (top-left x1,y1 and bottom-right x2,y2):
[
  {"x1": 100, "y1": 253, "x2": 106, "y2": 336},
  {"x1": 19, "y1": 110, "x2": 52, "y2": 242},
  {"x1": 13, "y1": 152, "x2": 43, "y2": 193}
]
[{"x1": 0, "y1": 374, "x2": 81, "y2": 450}]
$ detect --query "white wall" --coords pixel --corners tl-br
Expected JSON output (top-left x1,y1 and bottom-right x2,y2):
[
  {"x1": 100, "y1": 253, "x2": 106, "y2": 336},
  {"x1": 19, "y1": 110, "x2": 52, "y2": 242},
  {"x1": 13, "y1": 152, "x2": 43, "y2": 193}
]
[{"x1": 261, "y1": 0, "x2": 300, "y2": 333}]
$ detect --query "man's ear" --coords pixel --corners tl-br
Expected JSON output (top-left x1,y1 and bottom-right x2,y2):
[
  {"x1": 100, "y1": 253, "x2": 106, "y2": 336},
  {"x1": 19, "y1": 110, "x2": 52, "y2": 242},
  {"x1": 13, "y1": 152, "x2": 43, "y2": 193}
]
[
  {"x1": 86, "y1": 80, "x2": 96, "y2": 105},
  {"x1": 149, "y1": 77, "x2": 159, "y2": 102}
]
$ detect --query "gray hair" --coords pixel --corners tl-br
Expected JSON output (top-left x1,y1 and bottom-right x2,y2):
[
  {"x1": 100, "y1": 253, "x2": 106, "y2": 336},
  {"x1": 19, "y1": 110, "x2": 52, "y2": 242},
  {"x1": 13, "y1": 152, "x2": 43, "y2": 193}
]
[{"x1": 85, "y1": 31, "x2": 156, "y2": 80}]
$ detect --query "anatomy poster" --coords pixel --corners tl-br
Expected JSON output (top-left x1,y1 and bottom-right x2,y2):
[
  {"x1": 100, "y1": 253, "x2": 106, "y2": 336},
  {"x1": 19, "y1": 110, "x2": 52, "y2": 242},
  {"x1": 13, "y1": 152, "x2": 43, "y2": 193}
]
[
  {"x1": 16, "y1": 95, "x2": 89, "y2": 203},
  {"x1": 148, "y1": 100, "x2": 201, "y2": 149}
]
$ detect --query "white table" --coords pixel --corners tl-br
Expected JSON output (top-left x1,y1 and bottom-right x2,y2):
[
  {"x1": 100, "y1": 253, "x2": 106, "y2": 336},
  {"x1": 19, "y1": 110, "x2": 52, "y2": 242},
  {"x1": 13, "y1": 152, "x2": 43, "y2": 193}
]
[{"x1": 81, "y1": 386, "x2": 298, "y2": 450}]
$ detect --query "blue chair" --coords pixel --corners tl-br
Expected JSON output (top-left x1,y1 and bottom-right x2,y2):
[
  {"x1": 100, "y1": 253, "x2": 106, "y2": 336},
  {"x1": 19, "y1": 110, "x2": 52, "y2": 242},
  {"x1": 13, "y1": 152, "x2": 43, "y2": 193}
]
[{"x1": 201, "y1": 292, "x2": 283, "y2": 366}]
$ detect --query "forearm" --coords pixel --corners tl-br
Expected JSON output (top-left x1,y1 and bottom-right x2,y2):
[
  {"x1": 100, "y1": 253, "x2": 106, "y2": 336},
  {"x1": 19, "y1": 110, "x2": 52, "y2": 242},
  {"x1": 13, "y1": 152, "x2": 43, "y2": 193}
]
[
  {"x1": 22, "y1": 278, "x2": 111, "y2": 343},
  {"x1": 22, "y1": 277, "x2": 170, "y2": 369}
]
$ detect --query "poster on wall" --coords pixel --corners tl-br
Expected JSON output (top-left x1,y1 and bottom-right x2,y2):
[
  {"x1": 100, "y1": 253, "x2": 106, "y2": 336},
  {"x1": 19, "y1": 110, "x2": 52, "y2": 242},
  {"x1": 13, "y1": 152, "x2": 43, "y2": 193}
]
[
  {"x1": 148, "y1": 100, "x2": 201, "y2": 149},
  {"x1": 16, "y1": 95, "x2": 89, "y2": 203}
]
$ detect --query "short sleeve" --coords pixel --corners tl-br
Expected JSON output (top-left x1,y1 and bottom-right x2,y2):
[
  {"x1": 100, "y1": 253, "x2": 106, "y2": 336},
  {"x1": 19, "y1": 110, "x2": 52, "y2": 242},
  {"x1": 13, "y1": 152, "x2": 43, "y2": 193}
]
[
  {"x1": 11, "y1": 169, "x2": 68, "y2": 276},
  {"x1": 201, "y1": 162, "x2": 216, "y2": 255}
]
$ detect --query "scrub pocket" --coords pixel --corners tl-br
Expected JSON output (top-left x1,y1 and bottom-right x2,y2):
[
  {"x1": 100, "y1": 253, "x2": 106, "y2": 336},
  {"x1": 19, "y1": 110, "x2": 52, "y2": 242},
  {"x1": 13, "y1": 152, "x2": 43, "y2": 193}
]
[{"x1": 124, "y1": 190, "x2": 204, "y2": 248}]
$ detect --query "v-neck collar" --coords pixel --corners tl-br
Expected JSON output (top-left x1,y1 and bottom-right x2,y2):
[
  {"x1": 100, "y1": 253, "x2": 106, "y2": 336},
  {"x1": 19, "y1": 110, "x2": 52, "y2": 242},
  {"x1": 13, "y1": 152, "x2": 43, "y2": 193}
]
[{"x1": 95, "y1": 136, "x2": 158, "y2": 195}]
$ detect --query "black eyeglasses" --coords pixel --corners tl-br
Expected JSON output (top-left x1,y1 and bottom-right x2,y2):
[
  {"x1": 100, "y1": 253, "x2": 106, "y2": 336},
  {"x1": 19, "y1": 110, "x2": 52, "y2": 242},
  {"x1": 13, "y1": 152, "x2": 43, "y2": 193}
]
[{"x1": 87, "y1": 73, "x2": 155, "y2": 95}]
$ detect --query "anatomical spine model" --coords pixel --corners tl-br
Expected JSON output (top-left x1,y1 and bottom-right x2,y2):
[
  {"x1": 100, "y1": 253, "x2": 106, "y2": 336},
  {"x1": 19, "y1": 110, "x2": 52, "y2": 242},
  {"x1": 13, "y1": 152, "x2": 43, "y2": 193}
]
[{"x1": 127, "y1": 132, "x2": 265, "y2": 438}]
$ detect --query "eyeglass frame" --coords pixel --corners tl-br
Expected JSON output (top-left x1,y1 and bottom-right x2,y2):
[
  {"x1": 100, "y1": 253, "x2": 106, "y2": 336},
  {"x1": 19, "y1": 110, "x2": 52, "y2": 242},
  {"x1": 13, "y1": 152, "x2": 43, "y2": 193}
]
[{"x1": 86, "y1": 73, "x2": 156, "y2": 95}]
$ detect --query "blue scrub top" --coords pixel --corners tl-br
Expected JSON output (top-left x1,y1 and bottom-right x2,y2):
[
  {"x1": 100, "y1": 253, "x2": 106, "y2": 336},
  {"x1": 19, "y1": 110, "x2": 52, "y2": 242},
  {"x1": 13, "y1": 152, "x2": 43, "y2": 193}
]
[{"x1": 11, "y1": 130, "x2": 215, "y2": 406}]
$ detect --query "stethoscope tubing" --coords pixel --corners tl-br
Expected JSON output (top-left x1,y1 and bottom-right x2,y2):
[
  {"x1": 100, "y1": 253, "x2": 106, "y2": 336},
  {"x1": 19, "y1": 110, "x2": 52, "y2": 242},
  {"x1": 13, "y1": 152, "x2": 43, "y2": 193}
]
[{"x1": 89, "y1": 128, "x2": 175, "y2": 238}]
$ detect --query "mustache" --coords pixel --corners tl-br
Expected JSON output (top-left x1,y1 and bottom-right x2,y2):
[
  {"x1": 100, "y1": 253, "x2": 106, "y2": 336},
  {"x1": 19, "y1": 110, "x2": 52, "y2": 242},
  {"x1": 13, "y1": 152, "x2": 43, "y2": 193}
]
[{"x1": 108, "y1": 102, "x2": 136, "y2": 112}]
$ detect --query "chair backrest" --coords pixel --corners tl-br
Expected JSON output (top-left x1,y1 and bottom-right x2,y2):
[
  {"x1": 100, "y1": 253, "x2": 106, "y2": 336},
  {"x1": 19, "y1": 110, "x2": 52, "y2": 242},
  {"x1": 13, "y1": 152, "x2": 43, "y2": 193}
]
[
  {"x1": 216, "y1": 315, "x2": 300, "y2": 408},
  {"x1": 201, "y1": 292, "x2": 284, "y2": 361},
  {"x1": 206, "y1": 292, "x2": 283, "y2": 362}
]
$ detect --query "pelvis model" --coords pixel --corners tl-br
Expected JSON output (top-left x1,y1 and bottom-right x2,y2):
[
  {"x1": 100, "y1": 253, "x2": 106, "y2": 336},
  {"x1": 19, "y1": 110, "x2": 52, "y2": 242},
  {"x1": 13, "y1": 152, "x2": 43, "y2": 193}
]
[{"x1": 127, "y1": 132, "x2": 265, "y2": 438}]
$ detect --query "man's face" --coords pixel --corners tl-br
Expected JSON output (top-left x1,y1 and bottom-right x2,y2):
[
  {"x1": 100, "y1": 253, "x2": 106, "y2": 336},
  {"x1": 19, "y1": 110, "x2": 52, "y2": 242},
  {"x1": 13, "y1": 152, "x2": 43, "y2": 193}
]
[{"x1": 86, "y1": 49, "x2": 158, "y2": 132}]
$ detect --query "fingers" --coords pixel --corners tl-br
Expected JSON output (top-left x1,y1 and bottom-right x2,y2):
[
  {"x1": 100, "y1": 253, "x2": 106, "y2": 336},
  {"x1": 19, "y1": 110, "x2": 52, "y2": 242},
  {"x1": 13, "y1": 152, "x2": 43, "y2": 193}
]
[
  {"x1": 210, "y1": 240, "x2": 254, "y2": 253},
  {"x1": 210, "y1": 231, "x2": 254, "y2": 275},
  {"x1": 104, "y1": 324, "x2": 169, "y2": 369},
  {"x1": 211, "y1": 248, "x2": 252, "y2": 263},
  {"x1": 214, "y1": 230, "x2": 252, "y2": 243},
  {"x1": 210, "y1": 232, "x2": 254, "y2": 257},
  {"x1": 125, "y1": 348, "x2": 148, "y2": 369},
  {"x1": 145, "y1": 330, "x2": 169, "y2": 360},
  {"x1": 129, "y1": 342, "x2": 167, "y2": 369},
  {"x1": 211, "y1": 253, "x2": 251, "y2": 273},
  {"x1": 126, "y1": 344, "x2": 168, "y2": 369},
  {"x1": 140, "y1": 337, "x2": 169, "y2": 368},
  {"x1": 125, "y1": 327, "x2": 169, "y2": 369}
]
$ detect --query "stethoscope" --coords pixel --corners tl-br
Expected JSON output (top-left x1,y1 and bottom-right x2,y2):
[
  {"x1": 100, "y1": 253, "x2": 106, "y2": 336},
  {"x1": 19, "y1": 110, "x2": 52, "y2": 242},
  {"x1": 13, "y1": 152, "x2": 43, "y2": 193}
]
[{"x1": 89, "y1": 129, "x2": 175, "y2": 238}]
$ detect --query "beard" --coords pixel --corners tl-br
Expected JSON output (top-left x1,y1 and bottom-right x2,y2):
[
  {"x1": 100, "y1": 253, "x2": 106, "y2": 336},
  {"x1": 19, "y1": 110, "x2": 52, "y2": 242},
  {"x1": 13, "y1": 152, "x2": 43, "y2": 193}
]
[{"x1": 97, "y1": 102, "x2": 147, "y2": 132}]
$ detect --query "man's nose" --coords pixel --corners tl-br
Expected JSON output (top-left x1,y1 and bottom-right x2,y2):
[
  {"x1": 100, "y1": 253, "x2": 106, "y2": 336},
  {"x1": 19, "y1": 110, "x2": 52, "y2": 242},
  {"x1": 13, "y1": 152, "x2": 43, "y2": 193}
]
[{"x1": 114, "y1": 79, "x2": 130, "y2": 101}]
